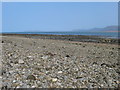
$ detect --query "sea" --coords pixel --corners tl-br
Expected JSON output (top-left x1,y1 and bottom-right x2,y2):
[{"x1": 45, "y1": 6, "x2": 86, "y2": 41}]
[{"x1": 3, "y1": 31, "x2": 119, "y2": 39}]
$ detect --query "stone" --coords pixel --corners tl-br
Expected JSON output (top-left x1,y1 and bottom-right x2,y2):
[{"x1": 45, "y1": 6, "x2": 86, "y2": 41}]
[
  {"x1": 10, "y1": 63, "x2": 14, "y2": 67},
  {"x1": 13, "y1": 80, "x2": 16, "y2": 83},
  {"x1": 2, "y1": 70, "x2": 6, "y2": 75},
  {"x1": 92, "y1": 62, "x2": 97, "y2": 65},
  {"x1": 8, "y1": 53, "x2": 12, "y2": 57},
  {"x1": 66, "y1": 55, "x2": 70, "y2": 57},
  {"x1": 27, "y1": 56, "x2": 32, "y2": 58},
  {"x1": 14, "y1": 44, "x2": 17, "y2": 46},
  {"x1": 83, "y1": 45, "x2": 86, "y2": 47},
  {"x1": 101, "y1": 63, "x2": 110, "y2": 67},
  {"x1": 41, "y1": 55, "x2": 48, "y2": 60},
  {"x1": 27, "y1": 75, "x2": 36, "y2": 80},
  {"x1": 2, "y1": 41, "x2": 4, "y2": 43},
  {"x1": 58, "y1": 71, "x2": 63, "y2": 74},
  {"x1": 109, "y1": 51, "x2": 114, "y2": 55},
  {"x1": 43, "y1": 46, "x2": 46, "y2": 48},
  {"x1": 52, "y1": 78, "x2": 58, "y2": 82},
  {"x1": 18, "y1": 59, "x2": 24, "y2": 64},
  {"x1": 31, "y1": 86, "x2": 36, "y2": 88}
]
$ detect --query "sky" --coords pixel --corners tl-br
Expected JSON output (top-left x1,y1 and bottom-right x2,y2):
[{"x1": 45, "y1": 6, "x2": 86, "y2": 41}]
[
  {"x1": 2, "y1": 2, "x2": 118, "y2": 32},
  {"x1": 0, "y1": 2, "x2": 2, "y2": 32}
]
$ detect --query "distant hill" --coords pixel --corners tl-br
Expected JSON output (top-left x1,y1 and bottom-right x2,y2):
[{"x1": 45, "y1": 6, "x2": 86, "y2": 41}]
[
  {"x1": 74, "y1": 25, "x2": 119, "y2": 32},
  {"x1": 90, "y1": 26, "x2": 118, "y2": 32}
]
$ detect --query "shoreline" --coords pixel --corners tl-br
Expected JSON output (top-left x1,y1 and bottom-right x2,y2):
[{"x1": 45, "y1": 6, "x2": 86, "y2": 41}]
[
  {"x1": 1, "y1": 35, "x2": 119, "y2": 88},
  {"x1": 1, "y1": 33, "x2": 120, "y2": 45}
]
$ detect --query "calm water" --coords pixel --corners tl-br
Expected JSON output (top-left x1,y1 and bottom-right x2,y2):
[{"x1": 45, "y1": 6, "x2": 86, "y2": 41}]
[{"x1": 3, "y1": 32, "x2": 119, "y2": 39}]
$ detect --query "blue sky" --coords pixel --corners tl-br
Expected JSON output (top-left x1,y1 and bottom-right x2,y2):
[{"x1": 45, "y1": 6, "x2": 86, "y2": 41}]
[
  {"x1": 2, "y1": 2, "x2": 118, "y2": 32},
  {"x1": 0, "y1": 2, "x2": 2, "y2": 32}
]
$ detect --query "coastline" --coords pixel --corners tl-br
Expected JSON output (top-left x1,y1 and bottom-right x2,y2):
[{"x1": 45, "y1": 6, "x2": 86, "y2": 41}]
[{"x1": 1, "y1": 33, "x2": 120, "y2": 45}]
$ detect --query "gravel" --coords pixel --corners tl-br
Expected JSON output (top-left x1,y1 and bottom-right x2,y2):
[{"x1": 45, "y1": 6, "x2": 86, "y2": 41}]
[{"x1": 1, "y1": 35, "x2": 120, "y2": 88}]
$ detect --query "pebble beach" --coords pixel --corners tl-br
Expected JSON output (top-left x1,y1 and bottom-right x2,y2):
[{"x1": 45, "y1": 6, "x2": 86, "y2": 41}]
[{"x1": 1, "y1": 34, "x2": 120, "y2": 88}]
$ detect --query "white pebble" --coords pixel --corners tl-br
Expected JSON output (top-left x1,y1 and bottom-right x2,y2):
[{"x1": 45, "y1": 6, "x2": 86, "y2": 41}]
[
  {"x1": 13, "y1": 80, "x2": 16, "y2": 83},
  {"x1": 27, "y1": 56, "x2": 32, "y2": 58},
  {"x1": 58, "y1": 71, "x2": 63, "y2": 74},
  {"x1": 18, "y1": 59, "x2": 24, "y2": 64},
  {"x1": 52, "y1": 78, "x2": 58, "y2": 82},
  {"x1": 41, "y1": 56, "x2": 48, "y2": 59}
]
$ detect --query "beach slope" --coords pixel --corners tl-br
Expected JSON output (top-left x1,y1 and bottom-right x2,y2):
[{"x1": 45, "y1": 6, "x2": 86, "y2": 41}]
[{"x1": 1, "y1": 35, "x2": 120, "y2": 88}]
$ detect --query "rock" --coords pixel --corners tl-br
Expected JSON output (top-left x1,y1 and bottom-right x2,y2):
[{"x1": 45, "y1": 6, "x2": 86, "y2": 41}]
[
  {"x1": 43, "y1": 46, "x2": 46, "y2": 48},
  {"x1": 1, "y1": 86, "x2": 7, "y2": 89},
  {"x1": 46, "y1": 52, "x2": 55, "y2": 56},
  {"x1": 10, "y1": 63, "x2": 14, "y2": 67},
  {"x1": 14, "y1": 61, "x2": 18, "y2": 64},
  {"x1": 83, "y1": 45, "x2": 86, "y2": 47},
  {"x1": 11, "y1": 83, "x2": 19, "y2": 87},
  {"x1": 2, "y1": 41, "x2": 4, "y2": 43},
  {"x1": 27, "y1": 75, "x2": 36, "y2": 80},
  {"x1": 41, "y1": 55, "x2": 48, "y2": 59},
  {"x1": 8, "y1": 53, "x2": 12, "y2": 57},
  {"x1": 101, "y1": 84, "x2": 104, "y2": 87},
  {"x1": 52, "y1": 78, "x2": 58, "y2": 82},
  {"x1": 58, "y1": 71, "x2": 63, "y2": 74},
  {"x1": 14, "y1": 44, "x2": 17, "y2": 46},
  {"x1": 115, "y1": 69, "x2": 120, "y2": 74},
  {"x1": 27, "y1": 56, "x2": 32, "y2": 58},
  {"x1": 2, "y1": 69, "x2": 6, "y2": 75},
  {"x1": 112, "y1": 48, "x2": 114, "y2": 50},
  {"x1": 92, "y1": 62, "x2": 97, "y2": 65},
  {"x1": 76, "y1": 77, "x2": 83, "y2": 79},
  {"x1": 101, "y1": 63, "x2": 110, "y2": 67},
  {"x1": 95, "y1": 56, "x2": 100, "y2": 58},
  {"x1": 109, "y1": 51, "x2": 114, "y2": 55},
  {"x1": 13, "y1": 80, "x2": 16, "y2": 83},
  {"x1": 66, "y1": 55, "x2": 70, "y2": 57},
  {"x1": 18, "y1": 59, "x2": 24, "y2": 64}
]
